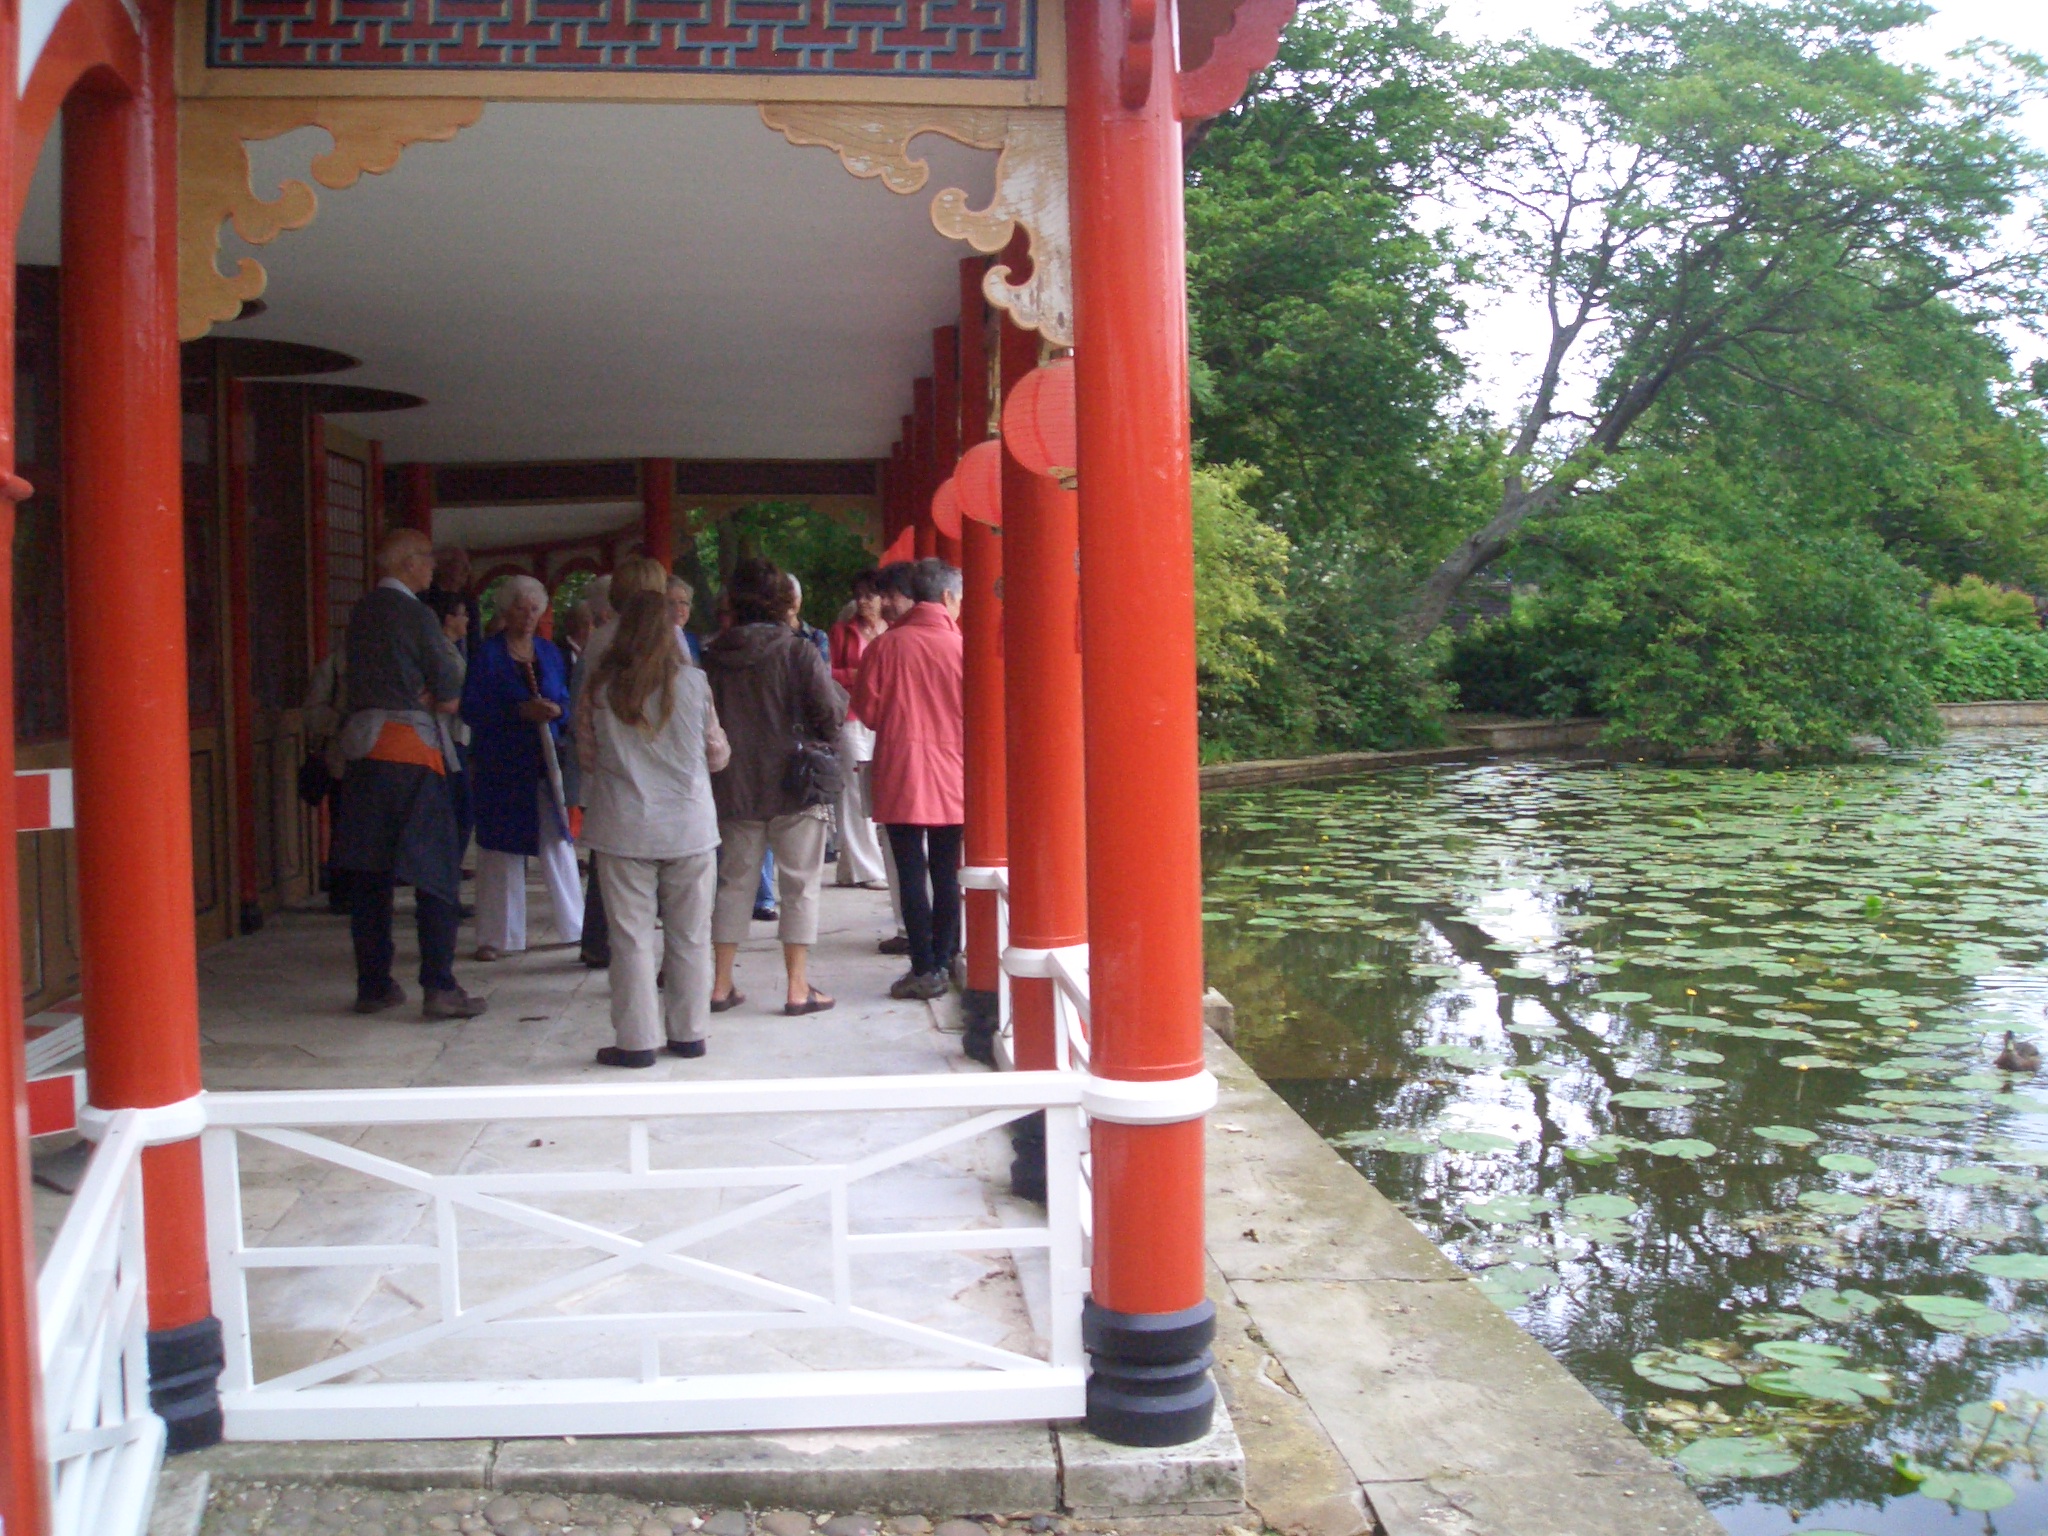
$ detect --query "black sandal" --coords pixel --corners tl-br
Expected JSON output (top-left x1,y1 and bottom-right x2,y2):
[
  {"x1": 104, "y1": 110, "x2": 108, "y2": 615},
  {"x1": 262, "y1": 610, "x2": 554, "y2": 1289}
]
[
  {"x1": 710, "y1": 990, "x2": 746, "y2": 1013},
  {"x1": 784, "y1": 988, "x2": 836, "y2": 1016}
]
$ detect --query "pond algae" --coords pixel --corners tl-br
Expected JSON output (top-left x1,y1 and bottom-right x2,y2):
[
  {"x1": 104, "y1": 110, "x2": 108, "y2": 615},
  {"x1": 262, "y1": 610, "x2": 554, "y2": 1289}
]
[{"x1": 1204, "y1": 739, "x2": 2048, "y2": 1530}]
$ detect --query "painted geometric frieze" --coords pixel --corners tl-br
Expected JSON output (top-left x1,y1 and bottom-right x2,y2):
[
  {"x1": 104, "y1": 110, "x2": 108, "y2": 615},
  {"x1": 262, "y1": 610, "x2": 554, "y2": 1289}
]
[
  {"x1": 760, "y1": 103, "x2": 1071, "y2": 346},
  {"x1": 207, "y1": 0, "x2": 1035, "y2": 78},
  {"x1": 179, "y1": 98, "x2": 484, "y2": 341}
]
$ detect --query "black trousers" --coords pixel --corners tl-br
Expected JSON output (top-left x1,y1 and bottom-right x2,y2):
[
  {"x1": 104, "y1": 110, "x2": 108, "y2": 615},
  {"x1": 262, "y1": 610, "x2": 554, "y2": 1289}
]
[
  {"x1": 351, "y1": 874, "x2": 460, "y2": 998},
  {"x1": 886, "y1": 823, "x2": 964, "y2": 978}
]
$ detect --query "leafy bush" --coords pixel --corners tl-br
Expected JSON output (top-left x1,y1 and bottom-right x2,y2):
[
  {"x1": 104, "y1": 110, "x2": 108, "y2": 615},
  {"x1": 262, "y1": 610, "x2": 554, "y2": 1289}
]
[
  {"x1": 1925, "y1": 622, "x2": 2048, "y2": 701},
  {"x1": 1192, "y1": 464, "x2": 1291, "y2": 695},
  {"x1": 1446, "y1": 459, "x2": 1942, "y2": 756},
  {"x1": 1199, "y1": 531, "x2": 1451, "y2": 760},
  {"x1": 1928, "y1": 575, "x2": 2041, "y2": 631}
]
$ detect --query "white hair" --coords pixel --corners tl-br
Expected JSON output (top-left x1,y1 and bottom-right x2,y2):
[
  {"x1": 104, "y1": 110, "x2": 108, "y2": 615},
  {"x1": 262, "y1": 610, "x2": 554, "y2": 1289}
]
[
  {"x1": 499, "y1": 574, "x2": 548, "y2": 616},
  {"x1": 788, "y1": 576, "x2": 802, "y2": 604}
]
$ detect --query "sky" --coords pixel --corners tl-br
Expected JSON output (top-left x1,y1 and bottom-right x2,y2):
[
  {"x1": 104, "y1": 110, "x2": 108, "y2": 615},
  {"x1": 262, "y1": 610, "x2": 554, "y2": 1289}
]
[{"x1": 1427, "y1": 0, "x2": 2048, "y2": 421}]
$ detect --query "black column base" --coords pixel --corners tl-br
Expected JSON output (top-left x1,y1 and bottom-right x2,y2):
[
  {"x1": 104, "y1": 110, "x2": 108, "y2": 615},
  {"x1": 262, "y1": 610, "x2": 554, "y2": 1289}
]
[
  {"x1": 960, "y1": 989, "x2": 999, "y2": 1066},
  {"x1": 148, "y1": 1315, "x2": 225, "y2": 1453},
  {"x1": 237, "y1": 901, "x2": 264, "y2": 936},
  {"x1": 1009, "y1": 1111, "x2": 1047, "y2": 1203},
  {"x1": 1083, "y1": 1297, "x2": 1216, "y2": 1447}
]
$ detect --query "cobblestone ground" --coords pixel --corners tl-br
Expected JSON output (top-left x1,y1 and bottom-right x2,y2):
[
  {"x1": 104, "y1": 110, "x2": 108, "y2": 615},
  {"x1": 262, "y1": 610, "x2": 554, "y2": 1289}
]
[{"x1": 198, "y1": 1487, "x2": 1251, "y2": 1536}]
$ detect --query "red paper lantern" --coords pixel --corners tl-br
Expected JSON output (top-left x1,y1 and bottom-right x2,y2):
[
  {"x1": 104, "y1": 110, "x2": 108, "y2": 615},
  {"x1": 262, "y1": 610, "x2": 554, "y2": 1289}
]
[
  {"x1": 931, "y1": 475, "x2": 963, "y2": 540},
  {"x1": 1002, "y1": 357, "x2": 1077, "y2": 484},
  {"x1": 957, "y1": 439, "x2": 1004, "y2": 527}
]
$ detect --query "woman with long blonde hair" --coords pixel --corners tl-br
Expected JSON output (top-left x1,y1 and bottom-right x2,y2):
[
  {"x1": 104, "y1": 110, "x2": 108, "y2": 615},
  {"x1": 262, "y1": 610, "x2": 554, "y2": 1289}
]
[{"x1": 578, "y1": 590, "x2": 730, "y2": 1067}]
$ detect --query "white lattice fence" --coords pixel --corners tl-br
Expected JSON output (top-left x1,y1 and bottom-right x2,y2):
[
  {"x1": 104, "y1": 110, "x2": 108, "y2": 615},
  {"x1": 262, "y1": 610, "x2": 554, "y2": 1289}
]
[
  {"x1": 203, "y1": 1072, "x2": 1088, "y2": 1439},
  {"x1": 37, "y1": 1109, "x2": 163, "y2": 1536}
]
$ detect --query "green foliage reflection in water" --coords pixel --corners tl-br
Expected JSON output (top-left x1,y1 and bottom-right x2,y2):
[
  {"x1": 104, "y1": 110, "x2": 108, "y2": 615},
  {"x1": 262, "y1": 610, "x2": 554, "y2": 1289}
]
[{"x1": 1202, "y1": 739, "x2": 2048, "y2": 1526}]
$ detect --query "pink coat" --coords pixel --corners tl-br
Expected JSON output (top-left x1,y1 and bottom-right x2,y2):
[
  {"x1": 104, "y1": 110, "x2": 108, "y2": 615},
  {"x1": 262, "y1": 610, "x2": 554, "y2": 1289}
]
[{"x1": 850, "y1": 604, "x2": 964, "y2": 825}]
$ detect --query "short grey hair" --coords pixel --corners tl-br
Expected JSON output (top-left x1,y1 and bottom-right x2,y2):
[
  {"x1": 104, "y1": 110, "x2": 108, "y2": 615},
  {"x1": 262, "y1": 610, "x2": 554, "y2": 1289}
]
[
  {"x1": 498, "y1": 574, "x2": 548, "y2": 616},
  {"x1": 910, "y1": 558, "x2": 962, "y2": 604}
]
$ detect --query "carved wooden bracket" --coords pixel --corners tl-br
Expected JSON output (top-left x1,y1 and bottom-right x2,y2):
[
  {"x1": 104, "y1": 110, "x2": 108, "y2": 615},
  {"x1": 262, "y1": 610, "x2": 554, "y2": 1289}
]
[
  {"x1": 179, "y1": 98, "x2": 484, "y2": 342},
  {"x1": 760, "y1": 103, "x2": 1073, "y2": 348},
  {"x1": 1176, "y1": 0, "x2": 1297, "y2": 122}
]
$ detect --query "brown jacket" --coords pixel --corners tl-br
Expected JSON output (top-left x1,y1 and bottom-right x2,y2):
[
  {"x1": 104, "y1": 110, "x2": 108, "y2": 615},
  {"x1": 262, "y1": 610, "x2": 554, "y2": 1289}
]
[{"x1": 701, "y1": 622, "x2": 846, "y2": 822}]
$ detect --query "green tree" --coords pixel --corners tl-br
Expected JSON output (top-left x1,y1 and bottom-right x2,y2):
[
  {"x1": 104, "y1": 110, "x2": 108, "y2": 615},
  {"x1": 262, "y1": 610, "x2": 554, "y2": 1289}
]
[
  {"x1": 1191, "y1": 464, "x2": 1291, "y2": 701},
  {"x1": 1186, "y1": 0, "x2": 1487, "y2": 564},
  {"x1": 1405, "y1": 0, "x2": 2048, "y2": 640}
]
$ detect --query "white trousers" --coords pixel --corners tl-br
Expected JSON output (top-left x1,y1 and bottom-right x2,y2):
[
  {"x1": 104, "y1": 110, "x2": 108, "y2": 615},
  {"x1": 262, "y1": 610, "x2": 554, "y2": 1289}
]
[
  {"x1": 833, "y1": 720, "x2": 887, "y2": 887},
  {"x1": 599, "y1": 849, "x2": 715, "y2": 1051},
  {"x1": 475, "y1": 785, "x2": 585, "y2": 952}
]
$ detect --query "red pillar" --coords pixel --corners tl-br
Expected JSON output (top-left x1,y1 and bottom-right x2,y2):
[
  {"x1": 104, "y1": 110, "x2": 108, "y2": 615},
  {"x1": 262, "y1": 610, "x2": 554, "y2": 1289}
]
[
  {"x1": 932, "y1": 327, "x2": 964, "y2": 568},
  {"x1": 957, "y1": 270, "x2": 1006, "y2": 1062},
  {"x1": 911, "y1": 378, "x2": 937, "y2": 559},
  {"x1": 402, "y1": 461, "x2": 434, "y2": 536},
  {"x1": 1066, "y1": 0, "x2": 1216, "y2": 1446},
  {"x1": 0, "y1": 4, "x2": 48, "y2": 1519},
  {"x1": 62, "y1": 0, "x2": 225, "y2": 1452},
  {"x1": 223, "y1": 378, "x2": 259, "y2": 934},
  {"x1": 641, "y1": 457, "x2": 675, "y2": 571}
]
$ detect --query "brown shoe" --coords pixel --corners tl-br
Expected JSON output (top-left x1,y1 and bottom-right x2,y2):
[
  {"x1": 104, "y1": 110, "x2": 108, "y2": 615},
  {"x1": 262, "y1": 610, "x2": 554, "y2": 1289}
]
[
  {"x1": 422, "y1": 986, "x2": 488, "y2": 1020},
  {"x1": 353, "y1": 981, "x2": 406, "y2": 1015},
  {"x1": 877, "y1": 934, "x2": 910, "y2": 956}
]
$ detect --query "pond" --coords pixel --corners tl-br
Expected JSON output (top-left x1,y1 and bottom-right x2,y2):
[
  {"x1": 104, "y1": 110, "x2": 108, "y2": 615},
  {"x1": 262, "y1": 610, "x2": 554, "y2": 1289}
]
[{"x1": 1200, "y1": 733, "x2": 2048, "y2": 1534}]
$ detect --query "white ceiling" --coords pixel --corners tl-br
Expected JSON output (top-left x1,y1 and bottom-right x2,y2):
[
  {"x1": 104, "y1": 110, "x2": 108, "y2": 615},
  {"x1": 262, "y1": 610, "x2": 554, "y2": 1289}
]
[{"x1": 24, "y1": 103, "x2": 995, "y2": 463}]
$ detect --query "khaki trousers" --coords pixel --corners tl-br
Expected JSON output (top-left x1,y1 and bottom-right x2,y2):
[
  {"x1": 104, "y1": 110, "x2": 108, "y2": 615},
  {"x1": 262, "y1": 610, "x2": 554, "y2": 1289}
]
[
  {"x1": 714, "y1": 812, "x2": 828, "y2": 946},
  {"x1": 597, "y1": 849, "x2": 716, "y2": 1051}
]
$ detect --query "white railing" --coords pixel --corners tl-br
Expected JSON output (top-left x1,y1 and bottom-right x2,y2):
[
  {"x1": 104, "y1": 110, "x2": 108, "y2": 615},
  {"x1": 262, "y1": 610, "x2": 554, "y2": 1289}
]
[
  {"x1": 37, "y1": 1109, "x2": 163, "y2": 1536},
  {"x1": 202, "y1": 1073, "x2": 1089, "y2": 1440}
]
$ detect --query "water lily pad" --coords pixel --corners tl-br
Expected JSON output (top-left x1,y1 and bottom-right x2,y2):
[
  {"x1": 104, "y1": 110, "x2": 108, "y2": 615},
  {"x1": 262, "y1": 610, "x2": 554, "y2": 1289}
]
[
  {"x1": 1332, "y1": 1130, "x2": 1436, "y2": 1155},
  {"x1": 1463, "y1": 1193, "x2": 1556, "y2": 1225},
  {"x1": 1780, "y1": 1054, "x2": 1847, "y2": 1070},
  {"x1": 1796, "y1": 1191, "x2": 1868, "y2": 1217},
  {"x1": 1755, "y1": 1125, "x2": 1820, "y2": 1146},
  {"x1": 1589, "y1": 990, "x2": 1652, "y2": 1003},
  {"x1": 1751, "y1": 1339, "x2": 1851, "y2": 1366},
  {"x1": 1438, "y1": 1130, "x2": 1520, "y2": 1154},
  {"x1": 1648, "y1": 1138, "x2": 1718, "y2": 1159},
  {"x1": 1916, "y1": 1470, "x2": 2015, "y2": 1511},
  {"x1": 1631, "y1": 1348, "x2": 1743, "y2": 1391},
  {"x1": 1611, "y1": 1090, "x2": 1696, "y2": 1109},
  {"x1": 1935, "y1": 1165, "x2": 2003, "y2": 1186},
  {"x1": 1798, "y1": 1287, "x2": 1882, "y2": 1321},
  {"x1": 1898, "y1": 1295, "x2": 2012, "y2": 1336},
  {"x1": 1817, "y1": 1153, "x2": 1879, "y2": 1174},
  {"x1": 1750, "y1": 1366, "x2": 1890, "y2": 1404},
  {"x1": 1673, "y1": 1435, "x2": 1801, "y2": 1481},
  {"x1": 1965, "y1": 1253, "x2": 2048, "y2": 1280},
  {"x1": 1565, "y1": 1193, "x2": 1639, "y2": 1220}
]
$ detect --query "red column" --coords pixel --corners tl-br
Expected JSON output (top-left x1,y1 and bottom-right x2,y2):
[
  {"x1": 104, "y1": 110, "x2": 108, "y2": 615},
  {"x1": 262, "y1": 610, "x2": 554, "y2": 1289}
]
[
  {"x1": 641, "y1": 457, "x2": 675, "y2": 571},
  {"x1": 62, "y1": 0, "x2": 224, "y2": 1453},
  {"x1": 1066, "y1": 0, "x2": 1215, "y2": 1446},
  {"x1": 308, "y1": 415, "x2": 330, "y2": 663},
  {"x1": 402, "y1": 461, "x2": 434, "y2": 536},
  {"x1": 223, "y1": 378, "x2": 260, "y2": 934},
  {"x1": 932, "y1": 327, "x2": 964, "y2": 568},
  {"x1": 911, "y1": 378, "x2": 937, "y2": 559},
  {"x1": 0, "y1": 4, "x2": 48, "y2": 1519},
  {"x1": 957, "y1": 270, "x2": 1006, "y2": 1062}
]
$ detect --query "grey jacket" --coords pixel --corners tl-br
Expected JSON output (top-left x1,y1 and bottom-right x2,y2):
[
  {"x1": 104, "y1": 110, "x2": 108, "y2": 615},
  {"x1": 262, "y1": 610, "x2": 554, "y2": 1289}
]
[
  {"x1": 702, "y1": 623, "x2": 846, "y2": 822},
  {"x1": 346, "y1": 582, "x2": 462, "y2": 715}
]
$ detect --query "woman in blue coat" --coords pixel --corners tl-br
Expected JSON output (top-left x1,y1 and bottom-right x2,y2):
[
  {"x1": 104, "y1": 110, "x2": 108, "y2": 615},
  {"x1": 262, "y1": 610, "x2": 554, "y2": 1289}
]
[{"x1": 463, "y1": 574, "x2": 584, "y2": 958}]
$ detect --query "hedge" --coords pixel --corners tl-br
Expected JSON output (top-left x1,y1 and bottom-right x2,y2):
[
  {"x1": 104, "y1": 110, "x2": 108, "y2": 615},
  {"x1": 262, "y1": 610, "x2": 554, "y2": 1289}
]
[{"x1": 1926, "y1": 621, "x2": 2048, "y2": 702}]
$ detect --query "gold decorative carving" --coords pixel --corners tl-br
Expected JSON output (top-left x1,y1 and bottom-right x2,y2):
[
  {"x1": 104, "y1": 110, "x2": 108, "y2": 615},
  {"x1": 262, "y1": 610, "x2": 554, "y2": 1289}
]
[
  {"x1": 179, "y1": 98, "x2": 484, "y2": 342},
  {"x1": 761, "y1": 103, "x2": 1072, "y2": 348}
]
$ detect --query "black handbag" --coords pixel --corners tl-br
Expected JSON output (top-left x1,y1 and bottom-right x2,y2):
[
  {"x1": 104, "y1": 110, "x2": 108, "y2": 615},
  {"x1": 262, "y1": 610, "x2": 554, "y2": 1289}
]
[
  {"x1": 785, "y1": 737, "x2": 843, "y2": 807},
  {"x1": 297, "y1": 751, "x2": 335, "y2": 806}
]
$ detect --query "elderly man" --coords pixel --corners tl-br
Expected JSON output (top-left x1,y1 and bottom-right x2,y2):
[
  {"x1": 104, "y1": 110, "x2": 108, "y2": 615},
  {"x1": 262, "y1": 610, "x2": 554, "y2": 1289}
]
[
  {"x1": 431, "y1": 544, "x2": 484, "y2": 664},
  {"x1": 331, "y1": 528, "x2": 487, "y2": 1019},
  {"x1": 851, "y1": 559, "x2": 965, "y2": 1001}
]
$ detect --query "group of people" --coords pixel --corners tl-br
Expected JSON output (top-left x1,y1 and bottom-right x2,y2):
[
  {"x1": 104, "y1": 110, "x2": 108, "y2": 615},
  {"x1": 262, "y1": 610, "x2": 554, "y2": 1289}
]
[{"x1": 322, "y1": 527, "x2": 970, "y2": 1070}]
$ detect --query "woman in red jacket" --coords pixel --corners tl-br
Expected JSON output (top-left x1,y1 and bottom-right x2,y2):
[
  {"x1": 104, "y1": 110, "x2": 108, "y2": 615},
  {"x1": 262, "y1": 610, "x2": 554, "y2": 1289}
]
[{"x1": 829, "y1": 571, "x2": 890, "y2": 890}]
